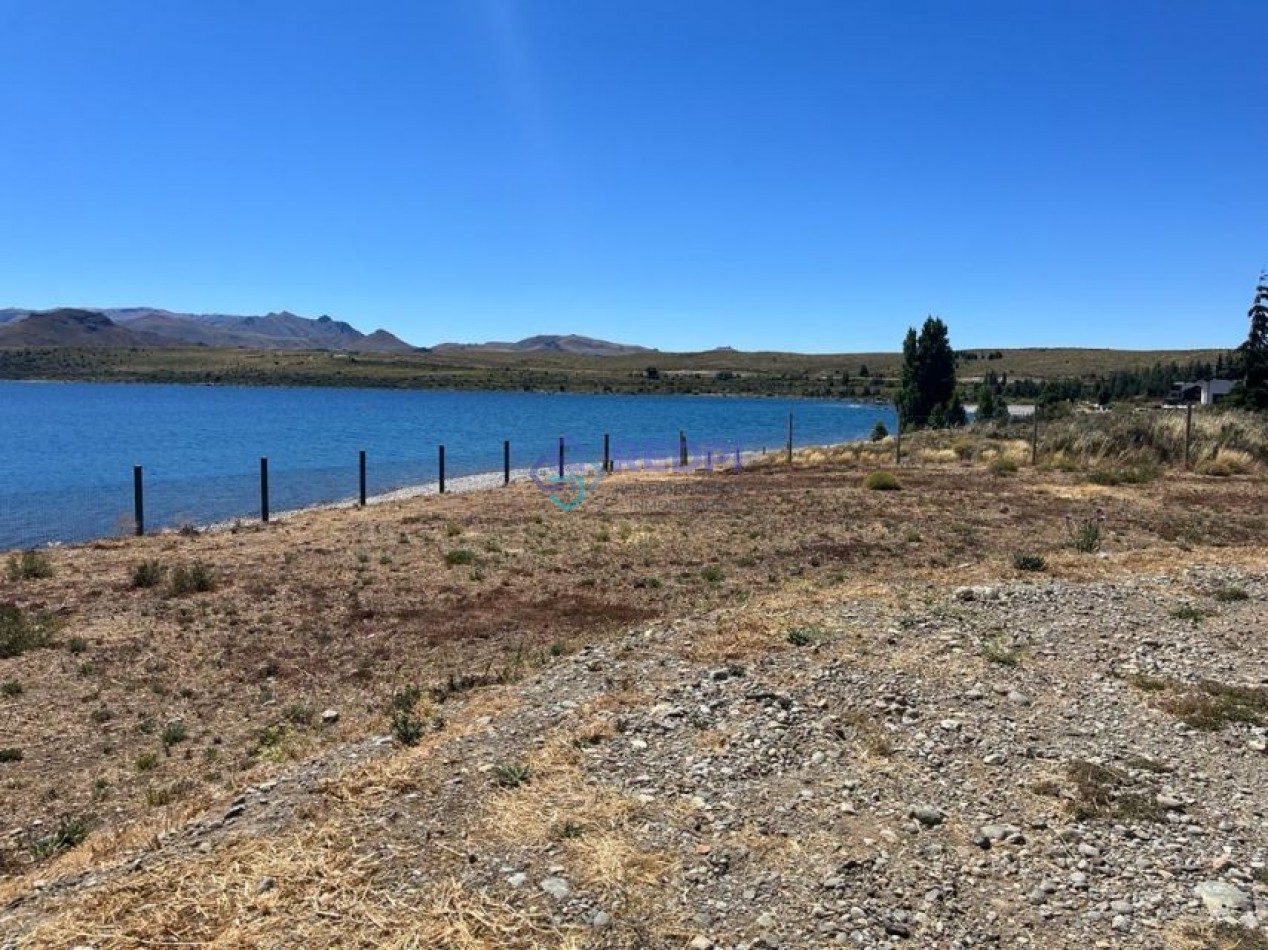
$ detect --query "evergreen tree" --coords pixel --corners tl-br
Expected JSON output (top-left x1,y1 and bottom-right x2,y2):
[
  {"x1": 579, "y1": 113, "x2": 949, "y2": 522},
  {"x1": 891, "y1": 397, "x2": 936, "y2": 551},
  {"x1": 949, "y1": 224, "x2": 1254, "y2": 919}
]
[
  {"x1": 896, "y1": 316, "x2": 966, "y2": 429},
  {"x1": 1228, "y1": 274, "x2": 1268, "y2": 411}
]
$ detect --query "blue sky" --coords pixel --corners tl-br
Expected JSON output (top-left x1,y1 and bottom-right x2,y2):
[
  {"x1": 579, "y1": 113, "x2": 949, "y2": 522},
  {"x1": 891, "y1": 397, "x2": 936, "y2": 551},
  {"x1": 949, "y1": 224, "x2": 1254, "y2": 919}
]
[{"x1": 1, "y1": 1, "x2": 1264, "y2": 352}]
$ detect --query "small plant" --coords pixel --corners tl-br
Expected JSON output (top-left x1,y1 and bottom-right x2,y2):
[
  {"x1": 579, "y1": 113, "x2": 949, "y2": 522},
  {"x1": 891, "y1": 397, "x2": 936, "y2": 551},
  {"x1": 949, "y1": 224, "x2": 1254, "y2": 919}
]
[
  {"x1": 1169, "y1": 604, "x2": 1209, "y2": 624},
  {"x1": 90, "y1": 707, "x2": 114, "y2": 724},
  {"x1": 444, "y1": 549, "x2": 476, "y2": 567},
  {"x1": 0, "y1": 603, "x2": 54, "y2": 658},
  {"x1": 700, "y1": 566, "x2": 724, "y2": 585},
  {"x1": 1, "y1": 680, "x2": 23, "y2": 697},
  {"x1": 135, "y1": 751, "x2": 160, "y2": 772},
  {"x1": 66, "y1": 636, "x2": 88, "y2": 655},
  {"x1": 1212, "y1": 586, "x2": 1250, "y2": 603},
  {"x1": 390, "y1": 686, "x2": 428, "y2": 746},
  {"x1": 862, "y1": 471, "x2": 901, "y2": 491},
  {"x1": 6, "y1": 550, "x2": 54, "y2": 581},
  {"x1": 1066, "y1": 759, "x2": 1163, "y2": 823},
  {"x1": 785, "y1": 628, "x2": 814, "y2": 647},
  {"x1": 1156, "y1": 679, "x2": 1268, "y2": 731},
  {"x1": 1012, "y1": 553, "x2": 1046, "y2": 572},
  {"x1": 596, "y1": 527, "x2": 612, "y2": 543},
  {"x1": 446, "y1": 523, "x2": 463, "y2": 538},
  {"x1": 1066, "y1": 509, "x2": 1105, "y2": 553},
  {"x1": 1087, "y1": 464, "x2": 1159, "y2": 486},
  {"x1": 554, "y1": 819, "x2": 586, "y2": 839},
  {"x1": 493, "y1": 762, "x2": 531, "y2": 788},
  {"x1": 981, "y1": 637, "x2": 1022, "y2": 667},
  {"x1": 30, "y1": 815, "x2": 89, "y2": 859},
  {"x1": 0, "y1": 747, "x2": 23, "y2": 763},
  {"x1": 988, "y1": 456, "x2": 1018, "y2": 476},
  {"x1": 160, "y1": 721, "x2": 187, "y2": 749},
  {"x1": 1126, "y1": 672, "x2": 1169, "y2": 693},
  {"x1": 130, "y1": 559, "x2": 166, "y2": 589},
  {"x1": 283, "y1": 704, "x2": 315, "y2": 727},
  {"x1": 870, "y1": 421, "x2": 889, "y2": 442},
  {"x1": 169, "y1": 562, "x2": 214, "y2": 596}
]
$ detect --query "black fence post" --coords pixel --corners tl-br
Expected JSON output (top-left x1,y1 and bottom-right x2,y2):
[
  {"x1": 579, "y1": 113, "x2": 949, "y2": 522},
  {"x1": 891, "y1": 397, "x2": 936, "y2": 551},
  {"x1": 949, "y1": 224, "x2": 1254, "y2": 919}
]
[
  {"x1": 787, "y1": 412, "x2": 794, "y2": 465},
  {"x1": 359, "y1": 450, "x2": 367, "y2": 507},
  {"x1": 260, "y1": 457, "x2": 269, "y2": 523},
  {"x1": 558, "y1": 436, "x2": 565, "y2": 477},
  {"x1": 504, "y1": 440, "x2": 511, "y2": 486},
  {"x1": 679, "y1": 429, "x2": 688, "y2": 468},
  {"x1": 439, "y1": 444, "x2": 446, "y2": 494},
  {"x1": 603, "y1": 432, "x2": 610, "y2": 473},
  {"x1": 133, "y1": 465, "x2": 144, "y2": 537},
  {"x1": 1031, "y1": 410, "x2": 1040, "y2": 466}
]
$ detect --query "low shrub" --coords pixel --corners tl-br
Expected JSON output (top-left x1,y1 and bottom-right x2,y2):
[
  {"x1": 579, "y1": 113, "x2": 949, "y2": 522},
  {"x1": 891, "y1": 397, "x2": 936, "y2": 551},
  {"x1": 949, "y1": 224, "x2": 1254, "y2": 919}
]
[
  {"x1": 6, "y1": 550, "x2": 54, "y2": 581},
  {"x1": 131, "y1": 559, "x2": 165, "y2": 589},
  {"x1": 1012, "y1": 553, "x2": 1047, "y2": 572},
  {"x1": 988, "y1": 456, "x2": 1018, "y2": 476},
  {"x1": 169, "y1": 562, "x2": 214, "y2": 596},
  {"x1": 443, "y1": 549, "x2": 476, "y2": 567},
  {"x1": 862, "y1": 471, "x2": 901, "y2": 491},
  {"x1": 0, "y1": 604, "x2": 53, "y2": 658}
]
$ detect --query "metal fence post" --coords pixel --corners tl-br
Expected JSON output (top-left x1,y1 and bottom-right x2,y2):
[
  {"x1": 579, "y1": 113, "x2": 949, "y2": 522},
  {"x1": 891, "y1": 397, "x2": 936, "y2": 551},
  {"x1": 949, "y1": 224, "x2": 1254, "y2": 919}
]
[
  {"x1": 558, "y1": 436, "x2": 565, "y2": 477},
  {"x1": 680, "y1": 429, "x2": 688, "y2": 468},
  {"x1": 603, "y1": 432, "x2": 610, "y2": 473},
  {"x1": 359, "y1": 450, "x2": 367, "y2": 507},
  {"x1": 504, "y1": 440, "x2": 511, "y2": 486},
  {"x1": 787, "y1": 413, "x2": 794, "y2": 465},
  {"x1": 439, "y1": 444, "x2": 446, "y2": 494},
  {"x1": 133, "y1": 465, "x2": 144, "y2": 536},
  {"x1": 260, "y1": 457, "x2": 269, "y2": 523},
  {"x1": 1031, "y1": 410, "x2": 1039, "y2": 466}
]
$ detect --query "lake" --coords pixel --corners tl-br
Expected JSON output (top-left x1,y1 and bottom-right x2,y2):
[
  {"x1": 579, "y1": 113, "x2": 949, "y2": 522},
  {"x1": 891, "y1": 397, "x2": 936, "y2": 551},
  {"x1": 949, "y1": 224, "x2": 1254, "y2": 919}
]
[{"x1": 0, "y1": 382, "x2": 896, "y2": 549}]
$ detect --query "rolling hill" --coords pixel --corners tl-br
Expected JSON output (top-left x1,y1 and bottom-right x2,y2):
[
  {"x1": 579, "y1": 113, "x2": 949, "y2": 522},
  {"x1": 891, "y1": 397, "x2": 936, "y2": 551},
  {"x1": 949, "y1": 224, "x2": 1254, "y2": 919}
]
[{"x1": 0, "y1": 307, "x2": 415, "y2": 351}]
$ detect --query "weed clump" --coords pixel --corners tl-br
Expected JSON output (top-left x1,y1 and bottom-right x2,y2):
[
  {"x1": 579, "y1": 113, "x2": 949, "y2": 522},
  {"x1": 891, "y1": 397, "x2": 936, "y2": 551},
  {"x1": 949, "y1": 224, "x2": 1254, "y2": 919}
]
[
  {"x1": 1066, "y1": 760, "x2": 1164, "y2": 823},
  {"x1": 1157, "y1": 680, "x2": 1268, "y2": 731},
  {"x1": 168, "y1": 562, "x2": 214, "y2": 596},
  {"x1": 6, "y1": 550, "x2": 54, "y2": 581},
  {"x1": 862, "y1": 471, "x2": 901, "y2": 491},
  {"x1": 1012, "y1": 553, "x2": 1046, "y2": 572},
  {"x1": 0, "y1": 604, "x2": 54, "y2": 658},
  {"x1": 1212, "y1": 586, "x2": 1250, "y2": 603},
  {"x1": 0, "y1": 748, "x2": 23, "y2": 763},
  {"x1": 1066, "y1": 510, "x2": 1104, "y2": 553},
  {"x1": 700, "y1": 566, "x2": 724, "y2": 585},
  {"x1": 443, "y1": 549, "x2": 476, "y2": 567},
  {"x1": 30, "y1": 815, "x2": 89, "y2": 859},
  {"x1": 493, "y1": 762, "x2": 531, "y2": 788},
  {"x1": 988, "y1": 456, "x2": 1018, "y2": 476},
  {"x1": 130, "y1": 559, "x2": 165, "y2": 589}
]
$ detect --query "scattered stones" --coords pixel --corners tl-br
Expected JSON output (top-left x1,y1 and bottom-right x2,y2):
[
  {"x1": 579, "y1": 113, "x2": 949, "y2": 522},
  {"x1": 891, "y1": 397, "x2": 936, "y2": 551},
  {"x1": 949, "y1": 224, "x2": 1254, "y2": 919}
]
[
  {"x1": 1194, "y1": 881, "x2": 1253, "y2": 919},
  {"x1": 539, "y1": 877, "x2": 572, "y2": 901}
]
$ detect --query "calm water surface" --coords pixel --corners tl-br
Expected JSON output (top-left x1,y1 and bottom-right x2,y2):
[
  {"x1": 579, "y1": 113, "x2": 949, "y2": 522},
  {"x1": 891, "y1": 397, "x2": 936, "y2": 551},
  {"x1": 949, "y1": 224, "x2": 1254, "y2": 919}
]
[{"x1": 0, "y1": 382, "x2": 896, "y2": 548}]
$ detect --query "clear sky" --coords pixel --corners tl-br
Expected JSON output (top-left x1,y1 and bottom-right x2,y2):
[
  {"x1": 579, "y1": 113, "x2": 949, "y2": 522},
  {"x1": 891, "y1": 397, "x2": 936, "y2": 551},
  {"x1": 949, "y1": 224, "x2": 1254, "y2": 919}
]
[{"x1": 1, "y1": 1, "x2": 1264, "y2": 352}]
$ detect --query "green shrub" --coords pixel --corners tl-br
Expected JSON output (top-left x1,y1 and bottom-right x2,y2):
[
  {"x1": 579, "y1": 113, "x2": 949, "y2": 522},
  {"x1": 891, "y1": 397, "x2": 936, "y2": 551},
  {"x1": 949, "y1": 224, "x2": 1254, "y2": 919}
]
[
  {"x1": 0, "y1": 604, "x2": 53, "y2": 658},
  {"x1": 169, "y1": 562, "x2": 214, "y2": 596},
  {"x1": 862, "y1": 471, "x2": 901, "y2": 491},
  {"x1": 6, "y1": 550, "x2": 54, "y2": 581},
  {"x1": 444, "y1": 549, "x2": 476, "y2": 567},
  {"x1": 30, "y1": 815, "x2": 89, "y2": 859},
  {"x1": 988, "y1": 456, "x2": 1018, "y2": 476},
  {"x1": 1087, "y1": 463, "x2": 1160, "y2": 486},
  {"x1": 493, "y1": 762, "x2": 531, "y2": 788},
  {"x1": 1012, "y1": 553, "x2": 1047, "y2": 572},
  {"x1": 1212, "y1": 586, "x2": 1250, "y2": 603},
  {"x1": 870, "y1": 421, "x2": 889, "y2": 442},
  {"x1": 135, "y1": 752, "x2": 159, "y2": 772},
  {"x1": 1067, "y1": 513, "x2": 1103, "y2": 553},
  {"x1": 700, "y1": 566, "x2": 724, "y2": 585},
  {"x1": 131, "y1": 559, "x2": 165, "y2": 589},
  {"x1": 66, "y1": 636, "x2": 87, "y2": 655},
  {"x1": 0, "y1": 747, "x2": 23, "y2": 763},
  {"x1": 1, "y1": 680, "x2": 23, "y2": 697},
  {"x1": 160, "y1": 721, "x2": 187, "y2": 748},
  {"x1": 786, "y1": 628, "x2": 814, "y2": 647}
]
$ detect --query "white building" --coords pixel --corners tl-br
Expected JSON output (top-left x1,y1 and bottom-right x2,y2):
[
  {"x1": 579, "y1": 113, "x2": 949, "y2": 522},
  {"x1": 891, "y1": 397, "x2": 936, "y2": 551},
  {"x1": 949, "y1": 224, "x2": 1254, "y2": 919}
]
[{"x1": 1168, "y1": 379, "x2": 1238, "y2": 406}]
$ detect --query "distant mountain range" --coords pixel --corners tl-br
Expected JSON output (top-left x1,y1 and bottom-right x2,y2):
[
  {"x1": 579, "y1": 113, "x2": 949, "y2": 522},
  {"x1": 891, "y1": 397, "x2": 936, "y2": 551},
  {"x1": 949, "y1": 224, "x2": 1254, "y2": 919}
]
[
  {"x1": 431, "y1": 334, "x2": 653, "y2": 357},
  {"x1": 0, "y1": 307, "x2": 415, "y2": 352}
]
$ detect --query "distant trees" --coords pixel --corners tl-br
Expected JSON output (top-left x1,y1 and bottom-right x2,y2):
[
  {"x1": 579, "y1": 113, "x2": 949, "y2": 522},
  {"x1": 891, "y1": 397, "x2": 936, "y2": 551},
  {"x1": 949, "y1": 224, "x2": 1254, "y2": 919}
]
[
  {"x1": 974, "y1": 378, "x2": 1010, "y2": 423},
  {"x1": 1227, "y1": 274, "x2": 1268, "y2": 411},
  {"x1": 896, "y1": 317, "x2": 966, "y2": 429}
]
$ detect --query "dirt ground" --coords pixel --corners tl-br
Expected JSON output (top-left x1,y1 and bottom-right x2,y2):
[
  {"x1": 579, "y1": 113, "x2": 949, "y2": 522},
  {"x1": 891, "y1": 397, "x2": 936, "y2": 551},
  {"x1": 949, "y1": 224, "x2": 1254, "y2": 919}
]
[{"x1": 1, "y1": 445, "x2": 1266, "y2": 946}]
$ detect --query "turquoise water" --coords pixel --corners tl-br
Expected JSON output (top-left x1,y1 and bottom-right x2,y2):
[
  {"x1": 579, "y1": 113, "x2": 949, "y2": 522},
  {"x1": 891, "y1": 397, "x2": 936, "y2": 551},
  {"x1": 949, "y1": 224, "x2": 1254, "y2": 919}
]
[{"x1": 0, "y1": 382, "x2": 895, "y2": 548}]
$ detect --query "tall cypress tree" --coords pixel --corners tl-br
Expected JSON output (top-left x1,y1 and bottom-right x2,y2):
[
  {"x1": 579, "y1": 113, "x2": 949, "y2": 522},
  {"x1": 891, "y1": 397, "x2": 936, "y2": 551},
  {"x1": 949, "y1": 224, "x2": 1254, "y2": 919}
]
[
  {"x1": 896, "y1": 316, "x2": 966, "y2": 429},
  {"x1": 1229, "y1": 274, "x2": 1268, "y2": 411}
]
